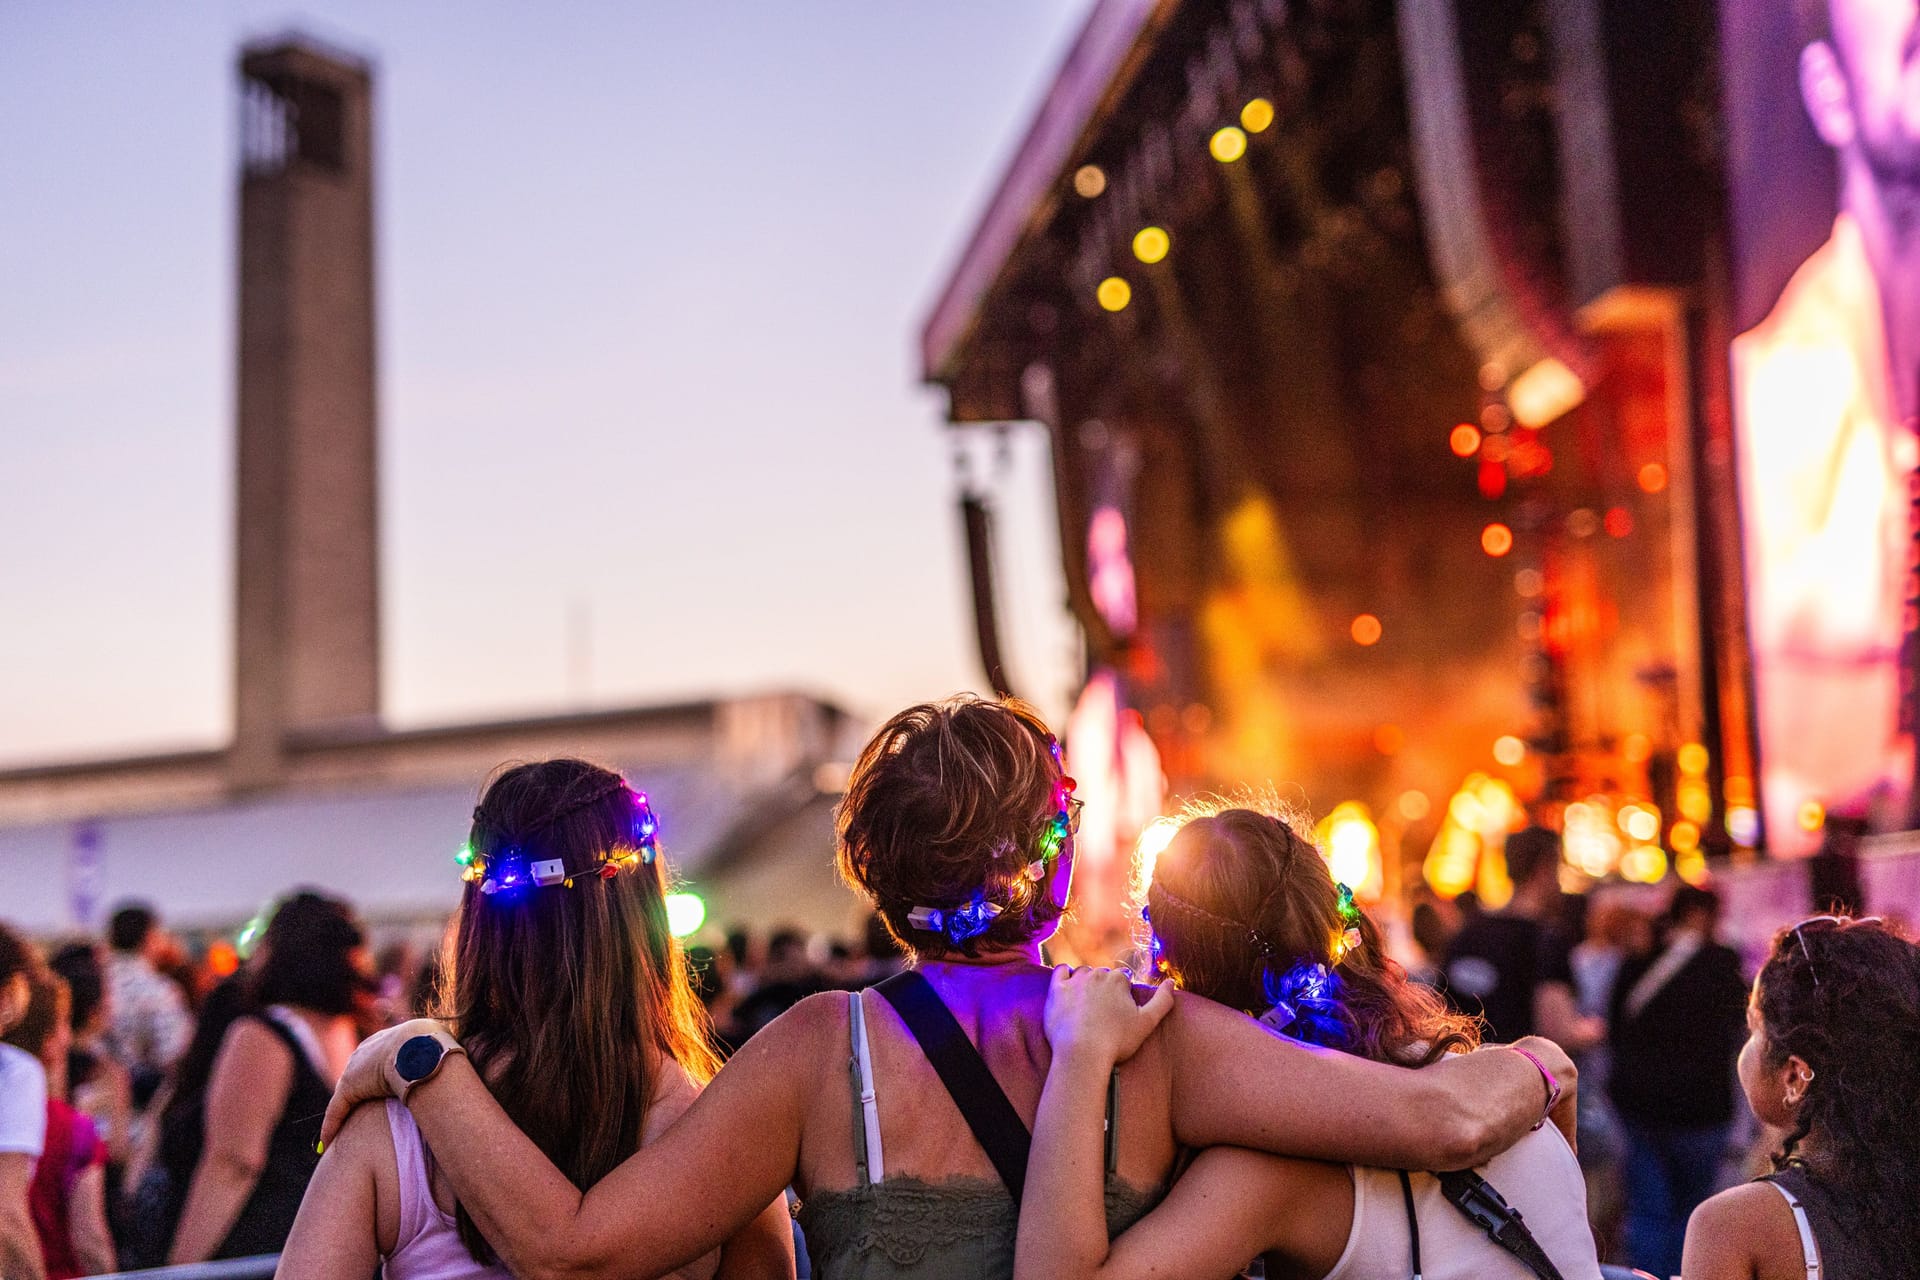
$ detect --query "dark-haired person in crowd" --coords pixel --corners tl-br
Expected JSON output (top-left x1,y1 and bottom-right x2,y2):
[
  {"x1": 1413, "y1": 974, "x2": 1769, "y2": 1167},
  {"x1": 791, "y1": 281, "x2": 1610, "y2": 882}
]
[
  {"x1": 166, "y1": 891, "x2": 374, "y2": 1263},
  {"x1": 101, "y1": 903, "x2": 192, "y2": 1111},
  {"x1": 278, "y1": 760, "x2": 792, "y2": 1279},
  {"x1": 1682, "y1": 915, "x2": 1920, "y2": 1279},
  {"x1": 1442, "y1": 826, "x2": 1604, "y2": 1049},
  {"x1": 316, "y1": 697, "x2": 1572, "y2": 1280},
  {"x1": 1010, "y1": 803, "x2": 1599, "y2": 1280},
  {"x1": 726, "y1": 928, "x2": 826, "y2": 1043},
  {"x1": 1, "y1": 923, "x2": 50, "y2": 1280},
  {"x1": 4, "y1": 969, "x2": 115, "y2": 1278},
  {"x1": 1608, "y1": 884, "x2": 1748, "y2": 1279},
  {"x1": 45, "y1": 945, "x2": 132, "y2": 1185}
]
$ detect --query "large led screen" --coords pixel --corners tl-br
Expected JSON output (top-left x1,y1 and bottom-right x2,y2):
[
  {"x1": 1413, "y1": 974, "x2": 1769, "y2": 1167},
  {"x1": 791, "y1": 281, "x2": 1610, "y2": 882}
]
[{"x1": 1724, "y1": 0, "x2": 1920, "y2": 851}]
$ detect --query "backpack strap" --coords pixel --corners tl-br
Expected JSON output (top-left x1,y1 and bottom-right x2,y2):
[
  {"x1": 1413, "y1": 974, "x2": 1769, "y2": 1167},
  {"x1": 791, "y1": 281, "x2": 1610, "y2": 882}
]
[
  {"x1": 1436, "y1": 1169, "x2": 1568, "y2": 1280},
  {"x1": 873, "y1": 970, "x2": 1032, "y2": 1203}
]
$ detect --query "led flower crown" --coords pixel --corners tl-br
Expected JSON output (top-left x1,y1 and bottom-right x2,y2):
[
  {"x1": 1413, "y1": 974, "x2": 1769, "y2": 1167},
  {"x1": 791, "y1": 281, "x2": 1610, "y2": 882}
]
[
  {"x1": 905, "y1": 745, "x2": 1078, "y2": 945},
  {"x1": 457, "y1": 783, "x2": 661, "y2": 897}
]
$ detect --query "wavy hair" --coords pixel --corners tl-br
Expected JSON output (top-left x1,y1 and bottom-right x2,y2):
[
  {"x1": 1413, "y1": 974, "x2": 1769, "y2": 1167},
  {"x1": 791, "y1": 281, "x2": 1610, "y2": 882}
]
[
  {"x1": 440, "y1": 758, "x2": 720, "y2": 1263},
  {"x1": 836, "y1": 696, "x2": 1068, "y2": 959},
  {"x1": 1755, "y1": 915, "x2": 1920, "y2": 1266},
  {"x1": 1142, "y1": 799, "x2": 1477, "y2": 1067}
]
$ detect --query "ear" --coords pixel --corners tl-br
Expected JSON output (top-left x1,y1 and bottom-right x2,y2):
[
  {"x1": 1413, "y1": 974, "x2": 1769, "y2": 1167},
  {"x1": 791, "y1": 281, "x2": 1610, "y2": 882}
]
[
  {"x1": 1801, "y1": 40, "x2": 1856, "y2": 151},
  {"x1": 1784, "y1": 1052, "x2": 1817, "y2": 1104}
]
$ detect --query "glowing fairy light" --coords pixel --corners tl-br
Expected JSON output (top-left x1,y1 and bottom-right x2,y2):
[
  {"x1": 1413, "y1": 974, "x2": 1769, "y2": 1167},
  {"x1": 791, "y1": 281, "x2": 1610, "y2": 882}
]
[{"x1": 1209, "y1": 126, "x2": 1248, "y2": 163}]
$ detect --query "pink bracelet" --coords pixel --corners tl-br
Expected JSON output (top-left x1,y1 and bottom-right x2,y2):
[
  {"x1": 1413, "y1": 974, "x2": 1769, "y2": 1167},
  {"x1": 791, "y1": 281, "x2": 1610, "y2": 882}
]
[{"x1": 1508, "y1": 1046, "x2": 1562, "y2": 1130}]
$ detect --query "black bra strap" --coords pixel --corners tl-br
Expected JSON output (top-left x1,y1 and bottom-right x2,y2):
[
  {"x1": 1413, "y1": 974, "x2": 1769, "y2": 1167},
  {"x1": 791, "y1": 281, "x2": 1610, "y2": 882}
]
[
  {"x1": 1399, "y1": 1170, "x2": 1422, "y2": 1280},
  {"x1": 874, "y1": 970, "x2": 1032, "y2": 1203}
]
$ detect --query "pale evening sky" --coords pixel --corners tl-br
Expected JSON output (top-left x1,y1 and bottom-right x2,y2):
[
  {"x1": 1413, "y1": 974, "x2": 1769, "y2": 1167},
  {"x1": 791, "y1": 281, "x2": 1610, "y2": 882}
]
[{"x1": 0, "y1": 2, "x2": 1086, "y2": 767}]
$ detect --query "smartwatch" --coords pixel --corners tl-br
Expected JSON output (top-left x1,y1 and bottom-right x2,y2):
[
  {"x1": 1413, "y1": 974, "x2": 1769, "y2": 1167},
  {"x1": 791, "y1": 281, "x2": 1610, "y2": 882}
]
[{"x1": 394, "y1": 1032, "x2": 464, "y2": 1103}]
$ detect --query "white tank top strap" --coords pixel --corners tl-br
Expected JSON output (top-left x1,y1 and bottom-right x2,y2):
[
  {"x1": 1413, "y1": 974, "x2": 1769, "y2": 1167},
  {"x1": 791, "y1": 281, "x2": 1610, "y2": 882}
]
[
  {"x1": 385, "y1": 1099, "x2": 433, "y2": 1252},
  {"x1": 849, "y1": 989, "x2": 885, "y2": 1185},
  {"x1": 1767, "y1": 1180, "x2": 1823, "y2": 1280}
]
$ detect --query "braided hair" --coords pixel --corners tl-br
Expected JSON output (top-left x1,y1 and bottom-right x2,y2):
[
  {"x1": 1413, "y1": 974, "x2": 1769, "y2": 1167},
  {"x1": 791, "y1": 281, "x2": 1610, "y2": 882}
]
[
  {"x1": 1143, "y1": 800, "x2": 1477, "y2": 1067},
  {"x1": 1754, "y1": 916, "x2": 1920, "y2": 1266}
]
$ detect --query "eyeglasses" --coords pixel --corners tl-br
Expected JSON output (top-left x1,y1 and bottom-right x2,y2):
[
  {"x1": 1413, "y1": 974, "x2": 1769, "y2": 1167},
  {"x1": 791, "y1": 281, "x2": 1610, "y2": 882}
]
[{"x1": 1789, "y1": 914, "x2": 1885, "y2": 985}]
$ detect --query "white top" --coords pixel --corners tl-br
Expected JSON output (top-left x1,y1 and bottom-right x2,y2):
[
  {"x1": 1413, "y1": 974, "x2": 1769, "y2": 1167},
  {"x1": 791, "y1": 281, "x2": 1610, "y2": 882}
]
[
  {"x1": 1324, "y1": 1125, "x2": 1601, "y2": 1280},
  {"x1": 0, "y1": 1043, "x2": 47, "y2": 1162}
]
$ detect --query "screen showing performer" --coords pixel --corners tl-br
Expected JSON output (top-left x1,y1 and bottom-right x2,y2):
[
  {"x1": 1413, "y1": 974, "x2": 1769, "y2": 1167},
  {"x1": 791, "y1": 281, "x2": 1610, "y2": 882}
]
[{"x1": 1729, "y1": 0, "x2": 1920, "y2": 849}]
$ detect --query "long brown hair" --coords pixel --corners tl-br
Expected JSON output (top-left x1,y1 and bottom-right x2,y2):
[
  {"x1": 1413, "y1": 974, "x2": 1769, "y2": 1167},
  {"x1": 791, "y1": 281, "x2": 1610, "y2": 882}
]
[
  {"x1": 441, "y1": 759, "x2": 719, "y2": 1263},
  {"x1": 1143, "y1": 801, "x2": 1477, "y2": 1067}
]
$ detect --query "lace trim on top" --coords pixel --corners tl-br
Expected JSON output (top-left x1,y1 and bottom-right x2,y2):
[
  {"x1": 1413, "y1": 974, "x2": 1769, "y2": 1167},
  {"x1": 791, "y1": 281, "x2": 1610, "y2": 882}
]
[{"x1": 797, "y1": 1174, "x2": 1160, "y2": 1273}]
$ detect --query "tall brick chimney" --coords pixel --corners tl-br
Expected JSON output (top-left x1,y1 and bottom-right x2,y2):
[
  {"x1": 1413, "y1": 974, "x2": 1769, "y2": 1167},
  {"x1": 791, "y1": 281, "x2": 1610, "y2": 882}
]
[{"x1": 231, "y1": 38, "x2": 381, "y2": 787}]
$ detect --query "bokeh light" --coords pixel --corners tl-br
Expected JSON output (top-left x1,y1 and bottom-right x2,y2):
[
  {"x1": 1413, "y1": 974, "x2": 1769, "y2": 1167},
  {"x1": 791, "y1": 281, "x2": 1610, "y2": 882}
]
[
  {"x1": 1481, "y1": 523, "x2": 1514, "y2": 557},
  {"x1": 1350, "y1": 613, "x2": 1383, "y2": 646},
  {"x1": 1240, "y1": 98, "x2": 1275, "y2": 133},
  {"x1": 1798, "y1": 800, "x2": 1826, "y2": 833},
  {"x1": 665, "y1": 891, "x2": 707, "y2": 938},
  {"x1": 1449, "y1": 423, "x2": 1482, "y2": 457},
  {"x1": 1096, "y1": 276, "x2": 1132, "y2": 312},
  {"x1": 1132, "y1": 226, "x2": 1170, "y2": 264},
  {"x1": 1209, "y1": 126, "x2": 1248, "y2": 163},
  {"x1": 1073, "y1": 164, "x2": 1107, "y2": 198},
  {"x1": 1638, "y1": 461, "x2": 1669, "y2": 493},
  {"x1": 1397, "y1": 789, "x2": 1431, "y2": 822},
  {"x1": 1677, "y1": 742, "x2": 1710, "y2": 776}
]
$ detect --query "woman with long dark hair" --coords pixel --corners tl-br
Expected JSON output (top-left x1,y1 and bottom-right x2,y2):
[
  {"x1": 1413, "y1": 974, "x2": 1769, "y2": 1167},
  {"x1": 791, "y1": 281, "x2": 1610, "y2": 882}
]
[
  {"x1": 167, "y1": 891, "x2": 374, "y2": 1263},
  {"x1": 315, "y1": 698, "x2": 1574, "y2": 1280},
  {"x1": 1013, "y1": 802, "x2": 1601, "y2": 1280},
  {"x1": 1681, "y1": 914, "x2": 1920, "y2": 1280},
  {"x1": 276, "y1": 759, "x2": 793, "y2": 1279}
]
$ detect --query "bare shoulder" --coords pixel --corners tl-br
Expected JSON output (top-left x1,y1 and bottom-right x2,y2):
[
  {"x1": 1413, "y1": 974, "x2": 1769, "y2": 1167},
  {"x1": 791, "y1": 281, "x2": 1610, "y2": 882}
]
[
  {"x1": 1684, "y1": 1181, "x2": 1800, "y2": 1280},
  {"x1": 736, "y1": 990, "x2": 848, "y2": 1062},
  {"x1": 644, "y1": 1061, "x2": 706, "y2": 1144},
  {"x1": 216, "y1": 1016, "x2": 295, "y2": 1076}
]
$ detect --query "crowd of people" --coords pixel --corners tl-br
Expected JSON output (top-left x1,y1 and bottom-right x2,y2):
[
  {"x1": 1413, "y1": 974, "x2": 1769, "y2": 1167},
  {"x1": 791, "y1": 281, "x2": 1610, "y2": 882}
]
[{"x1": 0, "y1": 696, "x2": 1915, "y2": 1280}]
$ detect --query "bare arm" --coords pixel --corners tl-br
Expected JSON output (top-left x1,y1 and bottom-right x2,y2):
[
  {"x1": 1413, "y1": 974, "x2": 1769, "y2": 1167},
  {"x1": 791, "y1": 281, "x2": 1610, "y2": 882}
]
[
  {"x1": 0, "y1": 1153, "x2": 48, "y2": 1280},
  {"x1": 322, "y1": 1002, "x2": 822, "y2": 1280},
  {"x1": 712, "y1": 1196, "x2": 798, "y2": 1280},
  {"x1": 1164, "y1": 991, "x2": 1568, "y2": 1169},
  {"x1": 169, "y1": 1019, "x2": 293, "y2": 1264},
  {"x1": 276, "y1": 1102, "x2": 386, "y2": 1280},
  {"x1": 65, "y1": 1165, "x2": 116, "y2": 1277},
  {"x1": 1013, "y1": 970, "x2": 1342, "y2": 1280}
]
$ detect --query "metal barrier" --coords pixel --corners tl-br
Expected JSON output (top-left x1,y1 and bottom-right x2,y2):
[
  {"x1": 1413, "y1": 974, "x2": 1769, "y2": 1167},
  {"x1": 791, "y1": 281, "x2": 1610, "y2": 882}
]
[{"x1": 93, "y1": 1257, "x2": 279, "y2": 1280}]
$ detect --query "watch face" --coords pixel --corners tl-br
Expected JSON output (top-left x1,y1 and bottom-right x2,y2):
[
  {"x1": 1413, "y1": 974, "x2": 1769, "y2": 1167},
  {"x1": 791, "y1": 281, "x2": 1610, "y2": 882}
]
[{"x1": 395, "y1": 1034, "x2": 446, "y2": 1084}]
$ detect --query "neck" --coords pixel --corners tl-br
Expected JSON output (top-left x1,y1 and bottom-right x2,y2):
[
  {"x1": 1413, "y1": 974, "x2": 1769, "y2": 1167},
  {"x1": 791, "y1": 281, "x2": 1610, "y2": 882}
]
[
  {"x1": 1845, "y1": 158, "x2": 1920, "y2": 419},
  {"x1": 922, "y1": 941, "x2": 1047, "y2": 969}
]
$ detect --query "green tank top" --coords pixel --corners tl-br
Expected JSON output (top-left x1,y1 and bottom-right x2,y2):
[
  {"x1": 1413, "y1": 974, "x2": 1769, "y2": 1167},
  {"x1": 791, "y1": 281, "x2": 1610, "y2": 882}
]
[{"x1": 796, "y1": 989, "x2": 1161, "y2": 1279}]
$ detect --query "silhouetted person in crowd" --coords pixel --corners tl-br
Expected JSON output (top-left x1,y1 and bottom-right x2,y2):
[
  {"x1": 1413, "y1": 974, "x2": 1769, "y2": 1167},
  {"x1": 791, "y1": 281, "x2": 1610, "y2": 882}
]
[
  {"x1": 727, "y1": 927, "x2": 823, "y2": 1041},
  {"x1": 1608, "y1": 885, "x2": 1747, "y2": 1279},
  {"x1": 102, "y1": 904, "x2": 192, "y2": 1109},
  {"x1": 1442, "y1": 826, "x2": 1603, "y2": 1048}
]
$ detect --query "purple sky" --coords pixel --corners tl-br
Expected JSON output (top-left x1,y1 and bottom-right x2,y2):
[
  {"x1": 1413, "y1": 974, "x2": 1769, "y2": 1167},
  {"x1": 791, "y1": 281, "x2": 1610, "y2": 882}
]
[{"x1": 0, "y1": 2, "x2": 1086, "y2": 766}]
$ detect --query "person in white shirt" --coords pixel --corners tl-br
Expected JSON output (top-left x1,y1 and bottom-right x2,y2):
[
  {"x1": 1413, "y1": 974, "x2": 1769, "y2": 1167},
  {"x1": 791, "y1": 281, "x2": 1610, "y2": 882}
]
[
  {"x1": 0, "y1": 922, "x2": 50, "y2": 1280},
  {"x1": 103, "y1": 903, "x2": 193, "y2": 1100}
]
